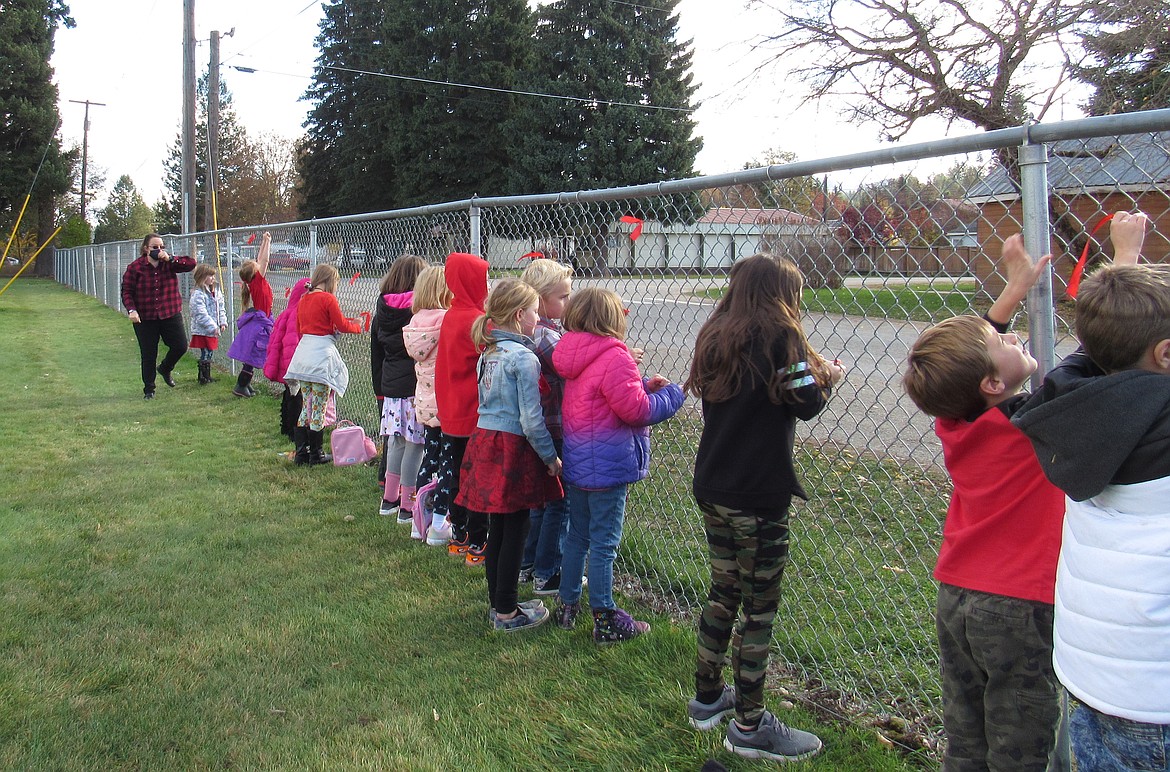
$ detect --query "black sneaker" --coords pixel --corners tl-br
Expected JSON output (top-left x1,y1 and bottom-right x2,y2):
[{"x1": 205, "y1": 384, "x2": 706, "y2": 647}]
[
  {"x1": 533, "y1": 572, "x2": 560, "y2": 596},
  {"x1": 554, "y1": 600, "x2": 579, "y2": 630},
  {"x1": 723, "y1": 711, "x2": 822, "y2": 762},
  {"x1": 158, "y1": 367, "x2": 176, "y2": 388},
  {"x1": 143, "y1": 390, "x2": 155, "y2": 400},
  {"x1": 688, "y1": 683, "x2": 736, "y2": 731}
]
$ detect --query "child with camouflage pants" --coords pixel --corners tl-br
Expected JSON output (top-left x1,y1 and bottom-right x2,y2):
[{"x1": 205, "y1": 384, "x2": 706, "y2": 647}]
[{"x1": 684, "y1": 255, "x2": 844, "y2": 762}]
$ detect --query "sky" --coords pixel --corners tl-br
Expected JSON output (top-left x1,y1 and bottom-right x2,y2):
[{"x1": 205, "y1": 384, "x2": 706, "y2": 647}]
[{"x1": 48, "y1": 0, "x2": 1072, "y2": 212}]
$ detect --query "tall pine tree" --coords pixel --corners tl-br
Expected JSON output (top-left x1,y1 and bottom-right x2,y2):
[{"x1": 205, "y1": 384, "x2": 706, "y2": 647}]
[
  {"x1": 0, "y1": 0, "x2": 75, "y2": 274},
  {"x1": 299, "y1": 0, "x2": 394, "y2": 217},
  {"x1": 1077, "y1": 0, "x2": 1170, "y2": 114},
  {"x1": 300, "y1": 0, "x2": 534, "y2": 215},
  {"x1": 508, "y1": 0, "x2": 701, "y2": 195}
]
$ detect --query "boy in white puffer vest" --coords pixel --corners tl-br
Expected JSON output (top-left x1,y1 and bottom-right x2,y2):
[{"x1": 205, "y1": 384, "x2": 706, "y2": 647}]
[{"x1": 1013, "y1": 212, "x2": 1170, "y2": 771}]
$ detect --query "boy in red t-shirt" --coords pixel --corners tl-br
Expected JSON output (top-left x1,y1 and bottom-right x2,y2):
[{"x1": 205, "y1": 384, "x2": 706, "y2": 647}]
[{"x1": 903, "y1": 235, "x2": 1063, "y2": 771}]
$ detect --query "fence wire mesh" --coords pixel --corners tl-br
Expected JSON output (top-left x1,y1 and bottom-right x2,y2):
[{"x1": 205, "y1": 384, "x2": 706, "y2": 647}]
[{"x1": 53, "y1": 111, "x2": 1170, "y2": 753}]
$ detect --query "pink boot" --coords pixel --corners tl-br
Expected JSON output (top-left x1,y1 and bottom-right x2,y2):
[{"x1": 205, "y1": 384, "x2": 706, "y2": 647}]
[{"x1": 380, "y1": 473, "x2": 401, "y2": 517}]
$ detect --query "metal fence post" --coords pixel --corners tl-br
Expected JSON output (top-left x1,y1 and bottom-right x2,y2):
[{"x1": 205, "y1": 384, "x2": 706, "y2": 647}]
[
  {"x1": 1020, "y1": 131, "x2": 1071, "y2": 772},
  {"x1": 1018, "y1": 134, "x2": 1057, "y2": 386},
  {"x1": 309, "y1": 221, "x2": 318, "y2": 269},
  {"x1": 469, "y1": 197, "x2": 482, "y2": 256}
]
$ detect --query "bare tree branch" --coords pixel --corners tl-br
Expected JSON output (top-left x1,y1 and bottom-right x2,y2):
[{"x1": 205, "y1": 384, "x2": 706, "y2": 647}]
[{"x1": 749, "y1": 0, "x2": 1095, "y2": 137}]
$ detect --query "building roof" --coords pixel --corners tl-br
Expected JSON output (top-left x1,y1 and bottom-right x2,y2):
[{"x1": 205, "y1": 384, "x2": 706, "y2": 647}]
[
  {"x1": 969, "y1": 130, "x2": 1170, "y2": 200},
  {"x1": 697, "y1": 207, "x2": 820, "y2": 226}
]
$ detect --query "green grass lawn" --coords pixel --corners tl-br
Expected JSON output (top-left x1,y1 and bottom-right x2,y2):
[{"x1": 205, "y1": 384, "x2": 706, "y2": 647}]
[
  {"x1": 0, "y1": 279, "x2": 926, "y2": 770},
  {"x1": 692, "y1": 282, "x2": 985, "y2": 324}
]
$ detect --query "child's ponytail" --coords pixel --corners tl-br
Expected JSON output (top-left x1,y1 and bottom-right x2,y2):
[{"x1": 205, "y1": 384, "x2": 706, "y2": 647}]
[
  {"x1": 240, "y1": 282, "x2": 252, "y2": 310},
  {"x1": 470, "y1": 313, "x2": 493, "y2": 351}
]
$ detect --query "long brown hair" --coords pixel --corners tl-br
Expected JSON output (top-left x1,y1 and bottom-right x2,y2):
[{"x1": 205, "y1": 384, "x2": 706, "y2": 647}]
[
  {"x1": 686, "y1": 254, "x2": 827, "y2": 404},
  {"x1": 378, "y1": 254, "x2": 427, "y2": 296}
]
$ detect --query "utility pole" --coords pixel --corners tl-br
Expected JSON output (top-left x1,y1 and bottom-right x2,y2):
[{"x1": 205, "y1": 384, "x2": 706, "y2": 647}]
[
  {"x1": 182, "y1": 0, "x2": 196, "y2": 233},
  {"x1": 205, "y1": 28, "x2": 234, "y2": 235},
  {"x1": 68, "y1": 99, "x2": 105, "y2": 223}
]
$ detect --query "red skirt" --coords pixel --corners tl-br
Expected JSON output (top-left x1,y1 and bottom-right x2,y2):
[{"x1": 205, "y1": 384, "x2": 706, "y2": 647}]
[
  {"x1": 456, "y1": 428, "x2": 564, "y2": 513},
  {"x1": 190, "y1": 334, "x2": 218, "y2": 350}
]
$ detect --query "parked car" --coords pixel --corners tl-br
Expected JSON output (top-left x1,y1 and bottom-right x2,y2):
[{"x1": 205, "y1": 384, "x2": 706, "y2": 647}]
[
  {"x1": 337, "y1": 246, "x2": 369, "y2": 271},
  {"x1": 269, "y1": 249, "x2": 309, "y2": 271}
]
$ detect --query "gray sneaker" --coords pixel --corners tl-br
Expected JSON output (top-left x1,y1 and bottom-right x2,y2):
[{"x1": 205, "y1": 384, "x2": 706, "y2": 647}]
[
  {"x1": 493, "y1": 604, "x2": 550, "y2": 633},
  {"x1": 487, "y1": 598, "x2": 545, "y2": 624},
  {"x1": 688, "y1": 683, "x2": 735, "y2": 731},
  {"x1": 723, "y1": 711, "x2": 822, "y2": 762}
]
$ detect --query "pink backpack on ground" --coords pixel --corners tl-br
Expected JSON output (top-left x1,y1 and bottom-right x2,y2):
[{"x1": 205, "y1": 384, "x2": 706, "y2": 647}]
[{"x1": 331, "y1": 421, "x2": 377, "y2": 466}]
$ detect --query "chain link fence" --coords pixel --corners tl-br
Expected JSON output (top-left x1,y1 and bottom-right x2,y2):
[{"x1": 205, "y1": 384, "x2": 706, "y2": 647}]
[{"x1": 54, "y1": 109, "x2": 1170, "y2": 754}]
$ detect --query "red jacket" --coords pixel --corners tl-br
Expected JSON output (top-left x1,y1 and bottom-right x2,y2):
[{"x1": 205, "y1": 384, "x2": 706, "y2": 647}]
[{"x1": 434, "y1": 252, "x2": 488, "y2": 436}]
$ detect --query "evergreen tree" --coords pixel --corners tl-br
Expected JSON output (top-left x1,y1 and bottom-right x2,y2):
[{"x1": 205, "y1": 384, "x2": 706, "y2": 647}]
[
  {"x1": 299, "y1": 0, "x2": 393, "y2": 217},
  {"x1": 0, "y1": 0, "x2": 75, "y2": 275},
  {"x1": 94, "y1": 175, "x2": 154, "y2": 243},
  {"x1": 508, "y1": 0, "x2": 701, "y2": 196},
  {"x1": 1077, "y1": 0, "x2": 1170, "y2": 114},
  {"x1": 300, "y1": 0, "x2": 535, "y2": 216}
]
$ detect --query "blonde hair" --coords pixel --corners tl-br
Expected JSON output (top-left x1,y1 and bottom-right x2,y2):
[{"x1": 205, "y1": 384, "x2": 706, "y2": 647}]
[
  {"x1": 309, "y1": 263, "x2": 340, "y2": 294},
  {"x1": 470, "y1": 278, "x2": 539, "y2": 349},
  {"x1": 412, "y1": 265, "x2": 453, "y2": 313},
  {"x1": 521, "y1": 258, "x2": 573, "y2": 296},
  {"x1": 238, "y1": 259, "x2": 258, "y2": 284},
  {"x1": 192, "y1": 263, "x2": 216, "y2": 288},
  {"x1": 1076, "y1": 263, "x2": 1170, "y2": 372},
  {"x1": 903, "y1": 315, "x2": 996, "y2": 419},
  {"x1": 562, "y1": 286, "x2": 627, "y2": 340}
]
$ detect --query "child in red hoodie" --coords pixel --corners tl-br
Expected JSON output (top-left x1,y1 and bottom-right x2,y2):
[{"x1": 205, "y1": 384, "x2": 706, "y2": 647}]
[{"x1": 434, "y1": 252, "x2": 490, "y2": 564}]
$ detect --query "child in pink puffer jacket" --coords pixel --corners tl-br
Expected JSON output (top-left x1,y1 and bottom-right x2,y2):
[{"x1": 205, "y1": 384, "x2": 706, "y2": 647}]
[
  {"x1": 402, "y1": 265, "x2": 453, "y2": 543},
  {"x1": 552, "y1": 287, "x2": 684, "y2": 644}
]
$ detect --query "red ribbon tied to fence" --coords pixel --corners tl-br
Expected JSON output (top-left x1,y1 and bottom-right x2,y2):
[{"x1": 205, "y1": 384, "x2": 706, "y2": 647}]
[
  {"x1": 1067, "y1": 213, "x2": 1114, "y2": 299},
  {"x1": 520, "y1": 251, "x2": 544, "y2": 261},
  {"x1": 246, "y1": 233, "x2": 257, "y2": 245},
  {"x1": 359, "y1": 311, "x2": 371, "y2": 332},
  {"x1": 349, "y1": 271, "x2": 361, "y2": 285},
  {"x1": 620, "y1": 215, "x2": 644, "y2": 241},
  {"x1": 284, "y1": 286, "x2": 291, "y2": 299}
]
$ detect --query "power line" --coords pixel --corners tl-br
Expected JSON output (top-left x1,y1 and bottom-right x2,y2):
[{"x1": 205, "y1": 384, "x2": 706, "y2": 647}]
[{"x1": 315, "y1": 64, "x2": 695, "y2": 113}]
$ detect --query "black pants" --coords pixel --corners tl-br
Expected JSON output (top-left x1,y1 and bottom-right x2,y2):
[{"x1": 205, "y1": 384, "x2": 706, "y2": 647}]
[
  {"x1": 132, "y1": 313, "x2": 188, "y2": 393},
  {"x1": 437, "y1": 433, "x2": 485, "y2": 544},
  {"x1": 280, "y1": 386, "x2": 303, "y2": 440},
  {"x1": 485, "y1": 510, "x2": 530, "y2": 615}
]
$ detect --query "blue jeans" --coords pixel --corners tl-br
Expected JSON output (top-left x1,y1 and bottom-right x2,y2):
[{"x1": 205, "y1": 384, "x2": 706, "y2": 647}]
[
  {"x1": 1070, "y1": 704, "x2": 1169, "y2": 772},
  {"x1": 558, "y1": 483, "x2": 627, "y2": 610},
  {"x1": 522, "y1": 439, "x2": 567, "y2": 580}
]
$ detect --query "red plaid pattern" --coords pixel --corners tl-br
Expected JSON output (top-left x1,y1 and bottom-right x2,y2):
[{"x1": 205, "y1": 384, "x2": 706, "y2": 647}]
[{"x1": 120, "y1": 255, "x2": 196, "y2": 320}]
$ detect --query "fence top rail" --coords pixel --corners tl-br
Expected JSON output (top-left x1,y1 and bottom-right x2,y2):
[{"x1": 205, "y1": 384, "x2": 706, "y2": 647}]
[{"x1": 57, "y1": 109, "x2": 1170, "y2": 250}]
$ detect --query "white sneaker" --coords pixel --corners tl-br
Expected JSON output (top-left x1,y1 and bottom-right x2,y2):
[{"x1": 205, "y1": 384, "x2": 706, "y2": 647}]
[{"x1": 426, "y1": 517, "x2": 452, "y2": 546}]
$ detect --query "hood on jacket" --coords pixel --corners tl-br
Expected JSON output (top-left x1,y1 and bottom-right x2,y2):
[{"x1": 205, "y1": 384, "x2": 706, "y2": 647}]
[
  {"x1": 382, "y1": 290, "x2": 413, "y2": 310},
  {"x1": 553, "y1": 331, "x2": 627, "y2": 380},
  {"x1": 444, "y1": 252, "x2": 488, "y2": 312},
  {"x1": 1014, "y1": 369, "x2": 1170, "y2": 501},
  {"x1": 287, "y1": 278, "x2": 310, "y2": 310}
]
